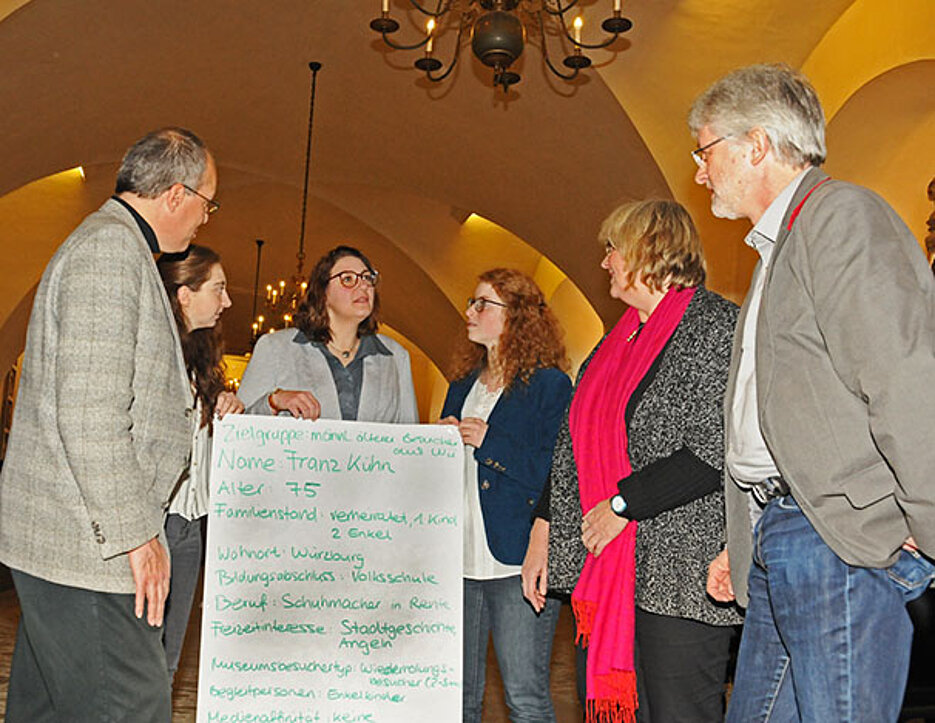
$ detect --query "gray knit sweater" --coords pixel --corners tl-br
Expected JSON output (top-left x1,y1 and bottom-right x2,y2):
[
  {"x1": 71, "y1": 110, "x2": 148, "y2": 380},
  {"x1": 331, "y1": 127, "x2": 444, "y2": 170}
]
[{"x1": 548, "y1": 286, "x2": 742, "y2": 626}]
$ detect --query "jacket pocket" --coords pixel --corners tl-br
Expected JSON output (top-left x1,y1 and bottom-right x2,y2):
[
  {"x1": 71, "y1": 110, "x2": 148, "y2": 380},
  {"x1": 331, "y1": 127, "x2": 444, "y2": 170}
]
[{"x1": 840, "y1": 461, "x2": 894, "y2": 509}]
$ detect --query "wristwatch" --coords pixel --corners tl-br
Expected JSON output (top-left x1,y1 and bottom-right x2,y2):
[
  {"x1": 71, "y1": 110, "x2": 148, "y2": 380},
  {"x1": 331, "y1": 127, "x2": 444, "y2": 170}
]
[{"x1": 610, "y1": 493, "x2": 628, "y2": 517}]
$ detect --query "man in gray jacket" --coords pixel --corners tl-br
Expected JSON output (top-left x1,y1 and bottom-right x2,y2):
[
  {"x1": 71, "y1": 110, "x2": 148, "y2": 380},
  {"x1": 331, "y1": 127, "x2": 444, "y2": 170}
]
[
  {"x1": 692, "y1": 65, "x2": 935, "y2": 721},
  {"x1": 0, "y1": 127, "x2": 218, "y2": 722}
]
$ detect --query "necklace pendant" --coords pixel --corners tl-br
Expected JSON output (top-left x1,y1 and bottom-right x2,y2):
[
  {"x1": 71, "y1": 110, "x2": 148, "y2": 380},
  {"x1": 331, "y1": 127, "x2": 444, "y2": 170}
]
[{"x1": 341, "y1": 350, "x2": 350, "y2": 358}]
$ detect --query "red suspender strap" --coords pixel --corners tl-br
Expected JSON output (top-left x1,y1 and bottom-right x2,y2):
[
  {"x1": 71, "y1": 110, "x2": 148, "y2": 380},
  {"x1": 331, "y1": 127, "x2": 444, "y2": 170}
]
[{"x1": 786, "y1": 177, "x2": 831, "y2": 231}]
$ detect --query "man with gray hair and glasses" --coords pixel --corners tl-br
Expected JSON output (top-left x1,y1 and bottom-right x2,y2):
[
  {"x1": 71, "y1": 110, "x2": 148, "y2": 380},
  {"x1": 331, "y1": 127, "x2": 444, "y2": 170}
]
[
  {"x1": 0, "y1": 127, "x2": 218, "y2": 721},
  {"x1": 691, "y1": 64, "x2": 935, "y2": 721}
]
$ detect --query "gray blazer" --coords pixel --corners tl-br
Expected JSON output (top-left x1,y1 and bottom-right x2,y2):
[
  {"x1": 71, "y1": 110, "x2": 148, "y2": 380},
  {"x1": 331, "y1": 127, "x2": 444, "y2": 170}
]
[
  {"x1": 237, "y1": 329, "x2": 419, "y2": 423},
  {"x1": 725, "y1": 167, "x2": 935, "y2": 606},
  {"x1": 0, "y1": 199, "x2": 193, "y2": 594}
]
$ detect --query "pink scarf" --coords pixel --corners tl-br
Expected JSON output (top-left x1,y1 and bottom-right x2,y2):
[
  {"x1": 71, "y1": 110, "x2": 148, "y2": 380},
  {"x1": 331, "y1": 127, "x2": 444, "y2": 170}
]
[{"x1": 570, "y1": 286, "x2": 695, "y2": 723}]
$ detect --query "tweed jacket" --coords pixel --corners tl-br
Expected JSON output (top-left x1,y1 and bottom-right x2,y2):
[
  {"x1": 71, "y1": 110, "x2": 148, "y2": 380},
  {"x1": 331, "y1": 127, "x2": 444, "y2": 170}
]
[
  {"x1": 0, "y1": 199, "x2": 194, "y2": 594},
  {"x1": 549, "y1": 286, "x2": 741, "y2": 625},
  {"x1": 441, "y1": 367, "x2": 572, "y2": 565},
  {"x1": 725, "y1": 168, "x2": 935, "y2": 606},
  {"x1": 238, "y1": 329, "x2": 419, "y2": 423}
]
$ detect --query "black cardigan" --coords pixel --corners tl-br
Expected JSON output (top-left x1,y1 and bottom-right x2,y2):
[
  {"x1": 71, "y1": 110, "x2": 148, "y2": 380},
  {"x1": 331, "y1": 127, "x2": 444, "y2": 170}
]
[{"x1": 533, "y1": 334, "x2": 720, "y2": 522}]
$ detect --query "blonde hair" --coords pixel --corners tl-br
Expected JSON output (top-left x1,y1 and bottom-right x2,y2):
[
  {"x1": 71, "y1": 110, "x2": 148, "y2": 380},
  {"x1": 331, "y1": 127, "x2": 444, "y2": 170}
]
[{"x1": 599, "y1": 199, "x2": 706, "y2": 293}]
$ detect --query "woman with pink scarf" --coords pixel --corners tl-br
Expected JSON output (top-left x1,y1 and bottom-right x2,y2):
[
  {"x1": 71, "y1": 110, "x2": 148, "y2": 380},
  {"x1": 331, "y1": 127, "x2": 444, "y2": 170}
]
[{"x1": 523, "y1": 200, "x2": 742, "y2": 723}]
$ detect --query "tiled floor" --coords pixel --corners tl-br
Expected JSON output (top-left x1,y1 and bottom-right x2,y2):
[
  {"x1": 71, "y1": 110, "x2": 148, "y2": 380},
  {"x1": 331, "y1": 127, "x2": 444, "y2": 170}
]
[{"x1": 0, "y1": 586, "x2": 583, "y2": 722}]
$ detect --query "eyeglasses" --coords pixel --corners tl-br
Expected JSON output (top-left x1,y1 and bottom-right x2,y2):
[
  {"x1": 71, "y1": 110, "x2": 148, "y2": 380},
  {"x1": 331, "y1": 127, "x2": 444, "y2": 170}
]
[
  {"x1": 328, "y1": 269, "x2": 380, "y2": 289},
  {"x1": 182, "y1": 184, "x2": 220, "y2": 215},
  {"x1": 691, "y1": 136, "x2": 730, "y2": 167},
  {"x1": 467, "y1": 297, "x2": 508, "y2": 313}
]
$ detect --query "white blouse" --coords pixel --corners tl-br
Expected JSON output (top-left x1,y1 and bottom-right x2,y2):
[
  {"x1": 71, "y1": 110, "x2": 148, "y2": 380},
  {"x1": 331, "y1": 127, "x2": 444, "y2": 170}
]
[
  {"x1": 461, "y1": 378, "x2": 518, "y2": 580},
  {"x1": 168, "y1": 399, "x2": 211, "y2": 520}
]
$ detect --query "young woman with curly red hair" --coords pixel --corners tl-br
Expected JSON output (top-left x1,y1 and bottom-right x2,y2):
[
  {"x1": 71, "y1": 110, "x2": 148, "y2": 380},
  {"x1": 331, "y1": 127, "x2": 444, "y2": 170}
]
[{"x1": 440, "y1": 268, "x2": 572, "y2": 723}]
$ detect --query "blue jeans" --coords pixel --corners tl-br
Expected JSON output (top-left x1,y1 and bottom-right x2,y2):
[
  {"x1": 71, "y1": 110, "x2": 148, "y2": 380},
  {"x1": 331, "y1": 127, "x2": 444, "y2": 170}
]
[
  {"x1": 727, "y1": 495, "x2": 932, "y2": 722},
  {"x1": 463, "y1": 575, "x2": 560, "y2": 723}
]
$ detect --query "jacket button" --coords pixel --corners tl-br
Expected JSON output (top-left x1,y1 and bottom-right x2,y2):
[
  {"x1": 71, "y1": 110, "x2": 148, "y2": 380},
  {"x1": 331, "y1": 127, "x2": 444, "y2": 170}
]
[
  {"x1": 480, "y1": 480, "x2": 491, "y2": 491},
  {"x1": 185, "y1": 408, "x2": 194, "y2": 418}
]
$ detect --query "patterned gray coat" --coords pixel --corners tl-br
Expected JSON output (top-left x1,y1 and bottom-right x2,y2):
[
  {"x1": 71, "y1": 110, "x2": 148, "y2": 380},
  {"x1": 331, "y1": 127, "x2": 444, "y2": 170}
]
[
  {"x1": 0, "y1": 200, "x2": 193, "y2": 594},
  {"x1": 548, "y1": 286, "x2": 742, "y2": 626}
]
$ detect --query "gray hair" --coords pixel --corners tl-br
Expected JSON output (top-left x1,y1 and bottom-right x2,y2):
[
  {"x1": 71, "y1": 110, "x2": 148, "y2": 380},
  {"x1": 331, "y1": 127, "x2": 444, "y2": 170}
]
[
  {"x1": 688, "y1": 63, "x2": 826, "y2": 167},
  {"x1": 115, "y1": 127, "x2": 209, "y2": 198}
]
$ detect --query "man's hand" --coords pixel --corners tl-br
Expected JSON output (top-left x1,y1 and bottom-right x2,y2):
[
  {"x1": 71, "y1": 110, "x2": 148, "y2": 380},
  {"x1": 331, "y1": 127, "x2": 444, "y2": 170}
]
[
  {"x1": 522, "y1": 519, "x2": 550, "y2": 612},
  {"x1": 902, "y1": 536, "x2": 919, "y2": 553},
  {"x1": 128, "y1": 537, "x2": 171, "y2": 626},
  {"x1": 215, "y1": 391, "x2": 244, "y2": 419},
  {"x1": 270, "y1": 389, "x2": 321, "y2": 420},
  {"x1": 581, "y1": 499, "x2": 628, "y2": 557},
  {"x1": 706, "y1": 548, "x2": 735, "y2": 602}
]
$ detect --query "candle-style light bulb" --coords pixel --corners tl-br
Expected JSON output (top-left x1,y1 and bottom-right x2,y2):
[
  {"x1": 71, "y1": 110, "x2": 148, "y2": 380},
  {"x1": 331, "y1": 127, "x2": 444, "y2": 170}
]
[
  {"x1": 573, "y1": 16, "x2": 583, "y2": 44},
  {"x1": 382, "y1": 0, "x2": 389, "y2": 12},
  {"x1": 614, "y1": 0, "x2": 621, "y2": 12},
  {"x1": 426, "y1": 18, "x2": 435, "y2": 54}
]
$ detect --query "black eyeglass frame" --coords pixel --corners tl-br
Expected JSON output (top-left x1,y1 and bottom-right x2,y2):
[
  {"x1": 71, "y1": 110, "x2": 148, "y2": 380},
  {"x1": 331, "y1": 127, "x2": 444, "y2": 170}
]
[
  {"x1": 690, "y1": 135, "x2": 731, "y2": 167},
  {"x1": 466, "y1": 296, "x2": 508, "y2": 313},
  {"x1": 181, "y1": 184, "x2": 220, "y2": 215}
]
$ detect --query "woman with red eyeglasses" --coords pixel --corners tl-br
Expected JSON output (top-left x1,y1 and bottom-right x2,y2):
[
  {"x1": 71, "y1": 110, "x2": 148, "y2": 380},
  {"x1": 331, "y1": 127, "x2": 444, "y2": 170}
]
[{"x1": 238, "y1": 245, "x2": 417, "y2": 424}]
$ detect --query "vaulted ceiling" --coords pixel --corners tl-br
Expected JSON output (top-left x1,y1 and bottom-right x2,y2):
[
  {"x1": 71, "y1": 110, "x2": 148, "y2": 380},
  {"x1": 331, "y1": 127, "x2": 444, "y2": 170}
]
[{"x1": 1, "y1": 0, "x2": 932, "y2": 406}]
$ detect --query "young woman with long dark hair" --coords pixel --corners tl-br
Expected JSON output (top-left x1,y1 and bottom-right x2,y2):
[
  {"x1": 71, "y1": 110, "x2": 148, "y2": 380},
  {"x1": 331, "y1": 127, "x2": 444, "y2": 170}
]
[{"x1": 157, "y1": 244, "x2": 243, "y2": 682}]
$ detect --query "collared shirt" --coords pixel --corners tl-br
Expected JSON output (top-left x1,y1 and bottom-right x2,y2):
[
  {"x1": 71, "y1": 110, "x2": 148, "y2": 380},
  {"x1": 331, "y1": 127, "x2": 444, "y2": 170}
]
[
  {"x1": 726, "y1": 170, "x2": 809, "y2": 485},
  {"x1": 111, "y1": 195, "x2": 160, "y2": 253},
  {"x1": 301, "y1": 333, "x2": 391, "y2": 421},
  {"x1": 168, "y1": 398, "x2": 211, "y2": 519}
]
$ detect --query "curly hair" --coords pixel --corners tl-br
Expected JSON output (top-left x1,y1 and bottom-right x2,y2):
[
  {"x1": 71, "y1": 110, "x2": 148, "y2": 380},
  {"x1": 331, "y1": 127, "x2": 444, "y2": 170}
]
[
  {"x1": 599, "y1": 199, "x2": 706, "y2": 293},
  {"x1": 294, "y1": 245, "x2": 381, "y2": 343},
  {"x1": 157, "y1": 245, "x2": 226, "y2": 428},
  {"x1": 449, "y1": 268, "x2": 569, "y2": 391}
]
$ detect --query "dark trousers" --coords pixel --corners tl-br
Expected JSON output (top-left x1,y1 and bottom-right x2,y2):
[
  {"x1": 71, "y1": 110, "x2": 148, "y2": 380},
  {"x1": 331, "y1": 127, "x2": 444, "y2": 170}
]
[
  {"x1": 576, "y1": 606, "x2": 735, "y2": 723},
  {"x1": 162, "y1": 513, "x2": 205, "y2": 679},
  {"x1": 6, "y1": 569, "x2": 171, "y2": 723}
]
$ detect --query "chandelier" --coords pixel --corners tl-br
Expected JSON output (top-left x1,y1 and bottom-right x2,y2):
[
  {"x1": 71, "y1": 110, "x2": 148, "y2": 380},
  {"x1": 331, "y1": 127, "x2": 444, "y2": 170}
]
[
  {"x1": 369, "y1": 0, "x2": 632, "y2": 91},
  {"x1": 250, "y1": 61, "x2": 321, "y2": 343}
]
